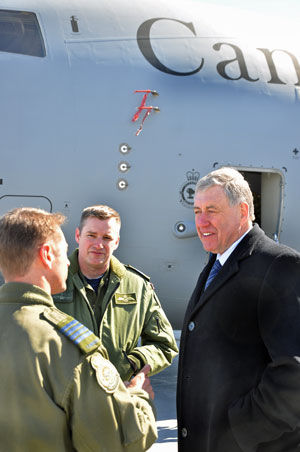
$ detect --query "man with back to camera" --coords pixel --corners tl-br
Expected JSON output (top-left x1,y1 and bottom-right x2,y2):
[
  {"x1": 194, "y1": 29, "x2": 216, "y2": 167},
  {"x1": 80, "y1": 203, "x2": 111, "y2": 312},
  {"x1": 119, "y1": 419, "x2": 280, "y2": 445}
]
[
  {"x1": 0, "y1": 207, "x2": 157, "y2": 451},
  {"x1": 53, "y1": 204, "x2": 178, "y2": 381},
  {"x1": 177, "y1": 167, "x2": 300, "y2": 452}
]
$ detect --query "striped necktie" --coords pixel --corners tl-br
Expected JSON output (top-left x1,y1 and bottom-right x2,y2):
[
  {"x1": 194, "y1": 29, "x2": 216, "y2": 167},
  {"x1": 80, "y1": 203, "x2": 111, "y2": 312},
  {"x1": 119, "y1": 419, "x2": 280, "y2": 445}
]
[{"x1": 204, "y1": 259, "x2": 222, "y2": 290}]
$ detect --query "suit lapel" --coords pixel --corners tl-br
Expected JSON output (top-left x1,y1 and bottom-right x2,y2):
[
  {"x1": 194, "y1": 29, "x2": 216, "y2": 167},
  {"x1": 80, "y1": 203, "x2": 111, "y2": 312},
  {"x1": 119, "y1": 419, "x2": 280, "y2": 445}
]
[
  {"x1": 189, "y1": 224, "x2": 264, "y2": 317},
  {"x1": 191, "y1": 259, "x2": 239, "y2": 314},
  {"x1": 187, "y1": 257, "x2": 214, "y2": 314}
]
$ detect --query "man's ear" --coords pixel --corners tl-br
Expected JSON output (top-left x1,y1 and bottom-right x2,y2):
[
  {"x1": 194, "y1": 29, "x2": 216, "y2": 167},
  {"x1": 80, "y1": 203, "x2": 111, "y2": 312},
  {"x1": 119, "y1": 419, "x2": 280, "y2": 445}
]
[
  {"x1": 240, "y1": 202, "x2": 249, "y2": 224},
  {"x1": 75, "y1": 228, "x2": 80, "y2": 244},
  {"x1": 39, "y1": 243, "x2": 54, "y2": 269},
  {"x1": 113, "y1": 236, "x2": 120, "y2": 251}
]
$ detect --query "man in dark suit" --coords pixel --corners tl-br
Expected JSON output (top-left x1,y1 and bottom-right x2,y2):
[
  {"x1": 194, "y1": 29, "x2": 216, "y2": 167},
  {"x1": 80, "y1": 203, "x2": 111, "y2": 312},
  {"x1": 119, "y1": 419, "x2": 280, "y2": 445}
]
[{"x1": 177, "y1": 167, "x2": 300, "y2": 452}]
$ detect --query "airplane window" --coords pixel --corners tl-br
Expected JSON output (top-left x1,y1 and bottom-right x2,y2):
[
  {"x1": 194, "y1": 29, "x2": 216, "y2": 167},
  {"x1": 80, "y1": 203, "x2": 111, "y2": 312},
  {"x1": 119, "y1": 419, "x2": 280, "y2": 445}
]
[{"x1": 0, "y1": 9, "x2": 45, "y2": 57}]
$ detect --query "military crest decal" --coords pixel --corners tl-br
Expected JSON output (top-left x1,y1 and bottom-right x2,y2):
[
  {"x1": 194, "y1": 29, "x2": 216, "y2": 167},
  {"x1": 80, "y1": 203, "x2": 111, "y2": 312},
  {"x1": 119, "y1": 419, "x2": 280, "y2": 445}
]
[{"x1": 179, "y1": 170, "x2": 200, "y2": 208}]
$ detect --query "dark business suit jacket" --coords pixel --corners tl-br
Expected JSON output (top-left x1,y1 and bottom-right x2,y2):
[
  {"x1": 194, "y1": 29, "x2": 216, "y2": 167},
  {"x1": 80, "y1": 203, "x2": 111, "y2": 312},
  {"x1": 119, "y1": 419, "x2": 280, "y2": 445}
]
[{"x1": 177, "y1": 224, "x2": 300, "y2": 452}]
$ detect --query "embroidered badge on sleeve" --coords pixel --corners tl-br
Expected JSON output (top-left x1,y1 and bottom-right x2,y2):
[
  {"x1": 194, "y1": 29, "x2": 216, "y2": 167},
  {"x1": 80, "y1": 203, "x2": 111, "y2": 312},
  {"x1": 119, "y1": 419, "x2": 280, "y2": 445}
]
[{"x1": 91, "y1": 353, "x2": 120, "y2": 393}]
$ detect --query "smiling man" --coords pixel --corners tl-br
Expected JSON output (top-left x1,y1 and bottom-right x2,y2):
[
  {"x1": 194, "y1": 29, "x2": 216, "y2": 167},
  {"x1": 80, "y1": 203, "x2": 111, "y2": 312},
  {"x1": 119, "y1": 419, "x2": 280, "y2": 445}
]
[
  {"x1": 193, "y1": 181, "x2": 251, "y2": 255},
  {"x1": 54, "y1": 205, "x2": 178, "y2": 381},
  {"x1": 177, "y1": 167, "x2": 300, "y2": 452}
]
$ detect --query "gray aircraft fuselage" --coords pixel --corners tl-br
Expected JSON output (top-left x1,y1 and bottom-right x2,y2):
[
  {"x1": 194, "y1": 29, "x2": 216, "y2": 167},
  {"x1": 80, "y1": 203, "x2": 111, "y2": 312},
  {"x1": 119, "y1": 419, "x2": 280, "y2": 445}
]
[{"x1": 0, "y1": 0, "x2": 299, "y2": 327}]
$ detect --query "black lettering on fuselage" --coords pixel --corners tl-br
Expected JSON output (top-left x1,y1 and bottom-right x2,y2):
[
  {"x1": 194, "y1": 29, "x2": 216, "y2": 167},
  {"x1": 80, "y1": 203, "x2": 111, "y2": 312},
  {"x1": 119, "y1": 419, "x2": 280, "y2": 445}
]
[
  {"x1": 136, "y1": 18, "x2": 203, "y2": 76},
  {"x1": 257, "y1": 48, "x2": 300, "y2": 86},
  {"x1": 137, "y1": 17, "x2": 300, "y2": 87},
  {"x1": 213, "y1": 42, "x2": 259, "y2": 82}
]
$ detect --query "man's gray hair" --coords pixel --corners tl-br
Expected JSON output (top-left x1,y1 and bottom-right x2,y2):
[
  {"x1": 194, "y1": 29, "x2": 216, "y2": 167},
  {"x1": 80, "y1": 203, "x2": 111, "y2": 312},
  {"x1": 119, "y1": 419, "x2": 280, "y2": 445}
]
[{"x1": 195, "y1": 167, "x2": 255, "y2": 221}]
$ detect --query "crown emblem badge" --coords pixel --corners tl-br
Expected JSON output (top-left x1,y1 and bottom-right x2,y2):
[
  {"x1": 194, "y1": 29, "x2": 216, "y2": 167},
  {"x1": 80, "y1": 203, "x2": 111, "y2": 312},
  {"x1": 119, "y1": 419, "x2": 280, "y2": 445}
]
[
  {"x1": 179, "y1": 170, "x2": 200, "y2": 208},
  {"x1": 186, "y1": 170, "x2": 200, "y2": 182}
]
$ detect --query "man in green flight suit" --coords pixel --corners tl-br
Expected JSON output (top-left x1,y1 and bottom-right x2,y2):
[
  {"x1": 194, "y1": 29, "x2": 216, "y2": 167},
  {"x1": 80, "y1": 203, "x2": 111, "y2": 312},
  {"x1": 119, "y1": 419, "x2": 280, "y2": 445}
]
[
  {"x1": 54, "y1": 205, "x2": 178, "y2": 381},
  {"x1": 0, "y1": 207, "x2": 157, "y2": 451}
]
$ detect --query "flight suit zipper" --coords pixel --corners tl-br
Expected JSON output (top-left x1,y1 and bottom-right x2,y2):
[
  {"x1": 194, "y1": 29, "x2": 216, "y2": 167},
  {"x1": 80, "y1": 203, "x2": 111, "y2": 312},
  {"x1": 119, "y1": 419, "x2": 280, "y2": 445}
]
[{"x1": 156, "y1": 315, "x2": 161, "y2": 334}]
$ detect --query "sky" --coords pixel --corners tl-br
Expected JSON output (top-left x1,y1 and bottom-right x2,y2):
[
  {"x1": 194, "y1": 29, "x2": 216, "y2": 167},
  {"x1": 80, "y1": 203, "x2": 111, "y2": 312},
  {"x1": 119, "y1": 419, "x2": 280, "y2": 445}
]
[
  {"x1": 186, "y1": 0, "x2": 300, "y2": 39},
  {"x1": 189, "y1": 0, "x2": 299, "y2": 16}
]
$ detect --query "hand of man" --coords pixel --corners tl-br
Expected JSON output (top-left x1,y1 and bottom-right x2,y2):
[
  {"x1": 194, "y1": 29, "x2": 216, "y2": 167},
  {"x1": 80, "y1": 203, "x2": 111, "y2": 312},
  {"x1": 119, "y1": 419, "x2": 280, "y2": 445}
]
[{"x1": 125, "y1": 364, "x2": 154, "y2": 399}]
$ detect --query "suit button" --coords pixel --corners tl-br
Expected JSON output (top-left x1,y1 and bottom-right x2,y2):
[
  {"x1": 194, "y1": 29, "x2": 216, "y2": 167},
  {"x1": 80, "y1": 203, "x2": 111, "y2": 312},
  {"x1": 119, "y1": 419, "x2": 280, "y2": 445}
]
[
  {"x1": 181, "y1": 427, "x2": 188, "y2": 438},
  {"x1": 188, "y1": 321, "x2": 195, "y2": 331}
]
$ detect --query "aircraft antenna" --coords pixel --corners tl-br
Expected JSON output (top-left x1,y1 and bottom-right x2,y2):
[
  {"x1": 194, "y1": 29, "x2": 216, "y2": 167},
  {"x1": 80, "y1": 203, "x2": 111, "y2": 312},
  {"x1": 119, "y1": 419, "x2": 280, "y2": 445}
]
[{"x1": 132, "y1": 90, "x2": 160, "y2": 136}]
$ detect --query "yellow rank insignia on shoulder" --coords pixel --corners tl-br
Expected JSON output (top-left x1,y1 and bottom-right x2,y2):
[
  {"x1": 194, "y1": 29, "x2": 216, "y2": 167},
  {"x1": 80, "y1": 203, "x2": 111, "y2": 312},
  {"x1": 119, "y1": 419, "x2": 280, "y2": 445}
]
[
  {"x1": 43, "y1": 308, "x2": 101, "y2": 355},
  {"x1": 91, "y1": 353, "x2": 120, "y2": 393}
]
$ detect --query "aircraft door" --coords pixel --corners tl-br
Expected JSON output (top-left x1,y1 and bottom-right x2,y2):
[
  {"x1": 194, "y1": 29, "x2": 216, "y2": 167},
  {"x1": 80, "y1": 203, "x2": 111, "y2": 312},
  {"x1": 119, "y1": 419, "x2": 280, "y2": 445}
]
[
  {"x1": 239, "y1": 169, "x2": 284, "y2": 241},
  {"x1": 0, "y1": 195, "x2": 52, "y2": 215}
]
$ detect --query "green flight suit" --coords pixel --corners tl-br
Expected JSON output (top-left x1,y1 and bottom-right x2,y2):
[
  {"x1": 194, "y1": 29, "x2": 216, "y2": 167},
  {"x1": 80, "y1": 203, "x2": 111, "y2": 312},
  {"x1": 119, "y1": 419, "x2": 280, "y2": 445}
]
[
  {"x1": 54, "y1": 250, "x2": 178, "y2": 381},
  {"x1": 0, "y1": 282, "x2": 157, "y2": 452}
]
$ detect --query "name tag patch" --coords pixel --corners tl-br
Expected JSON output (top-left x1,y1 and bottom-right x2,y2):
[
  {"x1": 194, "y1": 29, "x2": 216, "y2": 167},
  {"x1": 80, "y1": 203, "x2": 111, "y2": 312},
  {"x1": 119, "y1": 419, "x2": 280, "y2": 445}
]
[{"x1": 114, "y1": 293, "x2": 137, "y2": 305}]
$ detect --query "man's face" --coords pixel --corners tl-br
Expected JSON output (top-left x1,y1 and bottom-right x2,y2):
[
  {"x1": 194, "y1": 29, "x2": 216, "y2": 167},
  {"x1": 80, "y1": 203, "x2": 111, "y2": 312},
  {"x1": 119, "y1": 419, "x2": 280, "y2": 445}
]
[
  {"x1": 50, "y1": 231, "x2": 70, "y2": 294},
  {"x1": 75, "y1": 217, "x2": 120, "y2": 277},
  {"x1": 194, "y1": 185, "x2": 249, "y2": 255}
]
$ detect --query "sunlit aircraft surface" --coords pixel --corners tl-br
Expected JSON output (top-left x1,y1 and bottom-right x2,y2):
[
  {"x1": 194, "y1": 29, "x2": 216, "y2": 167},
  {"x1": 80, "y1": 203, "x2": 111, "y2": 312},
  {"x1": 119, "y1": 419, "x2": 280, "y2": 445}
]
[{"x1": 0, "y1": 0, "x2": 299, "y2": 327}]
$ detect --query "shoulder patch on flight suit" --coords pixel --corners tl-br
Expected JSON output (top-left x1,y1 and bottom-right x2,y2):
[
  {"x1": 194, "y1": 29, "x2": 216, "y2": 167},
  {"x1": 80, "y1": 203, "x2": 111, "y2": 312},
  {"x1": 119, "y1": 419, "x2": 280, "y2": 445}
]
[
  {"x1": 91, "y1": 353, "x2": 120, "y2": 393},
  {"x1": 125, "y1": 264, "x2": 150, "y2": 281},
  {"x1": 114, "y1": 293, "x2": 137, "y2": 305},
  {"x1": 43, "y1": 308, "x2": 101, "y2": 354}
]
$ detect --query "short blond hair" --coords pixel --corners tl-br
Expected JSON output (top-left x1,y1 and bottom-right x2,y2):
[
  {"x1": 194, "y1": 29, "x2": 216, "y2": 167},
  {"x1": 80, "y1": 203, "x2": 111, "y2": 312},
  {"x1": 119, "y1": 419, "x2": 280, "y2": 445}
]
[
  {"x1": 0, "y1": 207, "x2": 65, "y2": 277},
  {"x1": 79, "y1": 205, "x2": 121, "y2": 232}
]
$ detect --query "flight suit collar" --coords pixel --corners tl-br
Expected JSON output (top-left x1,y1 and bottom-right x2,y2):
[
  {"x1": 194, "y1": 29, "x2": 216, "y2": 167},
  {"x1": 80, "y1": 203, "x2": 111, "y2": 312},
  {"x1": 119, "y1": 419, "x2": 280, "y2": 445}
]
[
  {"x1": 68, "y1": 251, "x2": 127, "y2": 326},
  {"x1": 68, "y1": 249, "x2": 81, "y2": 275},
  {"x1": 68, "y1": 249, "x2": 127, "y2": 281},
  {"x1": 109, "y1": 255, "x2": 127, "y2": 280},
  {"x1": 0, "y1": 282, "x2": 54, "y2": 307}
]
